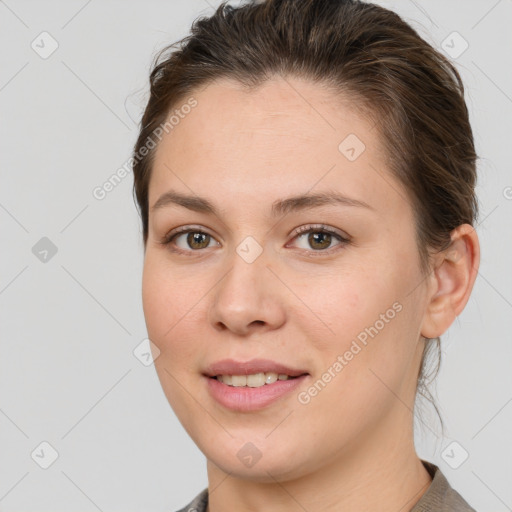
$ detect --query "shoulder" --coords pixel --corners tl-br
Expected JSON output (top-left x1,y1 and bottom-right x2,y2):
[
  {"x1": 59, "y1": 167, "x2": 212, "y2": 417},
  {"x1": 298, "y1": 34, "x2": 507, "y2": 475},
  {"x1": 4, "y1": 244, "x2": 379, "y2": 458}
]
[
  {"x1": 412, "y1": 460, "x2": 477, "y2": 512},
  {"x1": 174, "y1": 487, "x2": 208, "y2": 512}
]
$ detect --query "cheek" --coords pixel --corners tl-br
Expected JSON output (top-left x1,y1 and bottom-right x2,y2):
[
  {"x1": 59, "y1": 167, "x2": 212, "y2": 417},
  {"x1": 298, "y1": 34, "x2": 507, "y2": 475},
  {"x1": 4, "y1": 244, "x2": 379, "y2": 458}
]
[
  {"x1": 142, "y1": 258, "x2": 204, "y2": 420},
  {"x1": 299, "y1": 267, "x2": 385, "y2": 351},
  {"x1": 302, "y1": 262, "x2": 418, "y2": 389},
  {"x1": 142, "y1": 255, "x2": 199, "y2": 357}
]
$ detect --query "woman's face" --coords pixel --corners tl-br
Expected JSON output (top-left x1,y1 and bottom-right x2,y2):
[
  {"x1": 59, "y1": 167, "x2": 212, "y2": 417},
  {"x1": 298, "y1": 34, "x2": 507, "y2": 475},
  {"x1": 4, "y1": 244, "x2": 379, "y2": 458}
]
[{"x1": 142, "y1": 77, "x2": 432, "y2": 481}]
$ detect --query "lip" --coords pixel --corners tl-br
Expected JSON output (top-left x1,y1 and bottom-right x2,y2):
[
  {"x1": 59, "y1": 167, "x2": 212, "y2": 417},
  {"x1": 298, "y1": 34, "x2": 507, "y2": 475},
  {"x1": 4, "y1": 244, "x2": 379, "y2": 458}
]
[
  {"x1": 203, "y1": 358, "x2": 309, "y2": 412},
  {"x1": 205, "y1": 374, "x2": 309, "y2": 412},
  {"x1": 203, "y1": 358, "x2": 309, "y2": 378}
]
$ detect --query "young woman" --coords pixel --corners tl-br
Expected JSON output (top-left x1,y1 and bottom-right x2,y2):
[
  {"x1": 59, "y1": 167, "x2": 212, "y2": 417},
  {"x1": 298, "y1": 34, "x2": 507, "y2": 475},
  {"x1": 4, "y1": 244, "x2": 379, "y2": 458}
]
[{"x1": 131, "y1": 1, "x2": 480, "y2": 510}]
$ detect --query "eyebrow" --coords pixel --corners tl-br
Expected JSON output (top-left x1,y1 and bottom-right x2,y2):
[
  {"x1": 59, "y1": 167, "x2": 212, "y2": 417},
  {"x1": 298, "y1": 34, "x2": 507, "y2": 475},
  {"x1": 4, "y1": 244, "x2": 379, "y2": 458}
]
[{"x1": 151, "y1": 190, "x2": 374, "y2": 217}]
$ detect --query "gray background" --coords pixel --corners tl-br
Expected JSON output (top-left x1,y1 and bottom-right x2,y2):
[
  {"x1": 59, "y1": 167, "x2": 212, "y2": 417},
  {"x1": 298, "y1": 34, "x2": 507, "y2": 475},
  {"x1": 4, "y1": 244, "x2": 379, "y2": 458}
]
[{"x1": 1, "y1": 0, "x2": 511, "y2": 510}]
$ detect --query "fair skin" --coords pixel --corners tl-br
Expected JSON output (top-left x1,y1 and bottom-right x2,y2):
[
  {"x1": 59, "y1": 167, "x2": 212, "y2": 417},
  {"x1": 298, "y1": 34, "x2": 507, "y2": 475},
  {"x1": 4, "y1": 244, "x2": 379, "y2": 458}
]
[{"x1": 142, "y1": 76, "x2": 480, "y2": 512}]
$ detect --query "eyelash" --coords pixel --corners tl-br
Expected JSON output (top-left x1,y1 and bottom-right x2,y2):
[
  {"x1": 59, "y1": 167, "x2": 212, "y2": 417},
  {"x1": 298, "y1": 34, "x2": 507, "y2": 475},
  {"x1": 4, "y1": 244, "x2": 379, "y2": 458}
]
[{"x1": 159, "y1": 224, "x2": 351, "y2": 257}]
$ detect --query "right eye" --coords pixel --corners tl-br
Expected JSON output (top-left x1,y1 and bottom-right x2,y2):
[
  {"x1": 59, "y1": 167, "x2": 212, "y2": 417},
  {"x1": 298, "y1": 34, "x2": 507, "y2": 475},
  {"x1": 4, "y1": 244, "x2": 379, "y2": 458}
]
[{"x1": 161, "y1": 226, "x2": 220, "y2": 255}]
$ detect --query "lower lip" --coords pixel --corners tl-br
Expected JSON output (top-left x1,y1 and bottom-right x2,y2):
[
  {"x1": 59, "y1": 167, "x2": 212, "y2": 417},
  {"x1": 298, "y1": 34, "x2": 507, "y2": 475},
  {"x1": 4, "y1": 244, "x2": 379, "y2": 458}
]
[{"x1": 205, "y1": 375, "x2": 308, "y2": 412}]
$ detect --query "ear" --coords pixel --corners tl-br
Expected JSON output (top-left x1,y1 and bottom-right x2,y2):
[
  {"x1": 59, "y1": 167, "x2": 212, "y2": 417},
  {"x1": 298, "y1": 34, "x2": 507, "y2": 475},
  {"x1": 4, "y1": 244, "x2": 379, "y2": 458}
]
[{"x1": 420, "y1": 224, "x2": 480, "y2": 339}]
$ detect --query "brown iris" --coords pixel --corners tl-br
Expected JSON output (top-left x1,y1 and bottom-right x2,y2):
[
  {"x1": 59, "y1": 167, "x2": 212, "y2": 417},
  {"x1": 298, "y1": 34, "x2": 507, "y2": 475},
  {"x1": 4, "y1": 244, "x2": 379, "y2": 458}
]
[
  {"x1": 308, "y1": 231, "x2": 332, "y2": 250},
  {"x1": 187, "y1": 232, "x2": 211, "y2": 249}
]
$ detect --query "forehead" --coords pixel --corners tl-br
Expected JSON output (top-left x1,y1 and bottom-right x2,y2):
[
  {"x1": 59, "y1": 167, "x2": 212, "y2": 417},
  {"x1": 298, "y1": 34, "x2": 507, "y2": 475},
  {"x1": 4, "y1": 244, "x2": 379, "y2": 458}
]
[{"x1": 149, "y1": 76, "x2": 406, "y2": 218}]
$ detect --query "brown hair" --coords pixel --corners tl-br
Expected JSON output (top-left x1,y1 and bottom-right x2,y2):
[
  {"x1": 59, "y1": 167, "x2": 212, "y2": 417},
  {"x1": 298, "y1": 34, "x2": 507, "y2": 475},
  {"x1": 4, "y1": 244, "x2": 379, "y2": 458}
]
[{"x1": 131, "y1": 0, "x2": 479, "y2": 435}]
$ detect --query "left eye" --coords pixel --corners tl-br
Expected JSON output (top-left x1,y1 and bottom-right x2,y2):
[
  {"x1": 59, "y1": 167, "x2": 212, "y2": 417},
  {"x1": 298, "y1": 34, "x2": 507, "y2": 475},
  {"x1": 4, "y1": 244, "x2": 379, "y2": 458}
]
[{"x1": 289, "y1": 227, "x2": 349, "y2": 252}]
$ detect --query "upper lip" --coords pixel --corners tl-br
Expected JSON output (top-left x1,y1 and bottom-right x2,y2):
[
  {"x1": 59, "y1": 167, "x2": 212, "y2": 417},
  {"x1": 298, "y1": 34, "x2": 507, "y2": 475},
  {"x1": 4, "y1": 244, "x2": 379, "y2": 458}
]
[{"x1": 203, "y1": 358, "x2": 309, "y2": 377}]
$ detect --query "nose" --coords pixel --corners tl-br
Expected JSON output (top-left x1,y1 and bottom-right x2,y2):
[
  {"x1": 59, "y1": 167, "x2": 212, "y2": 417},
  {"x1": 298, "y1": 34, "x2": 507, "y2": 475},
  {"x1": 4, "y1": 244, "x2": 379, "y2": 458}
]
[{"x1": 208, "y1": 247, "x2": 287, "y2": 336}]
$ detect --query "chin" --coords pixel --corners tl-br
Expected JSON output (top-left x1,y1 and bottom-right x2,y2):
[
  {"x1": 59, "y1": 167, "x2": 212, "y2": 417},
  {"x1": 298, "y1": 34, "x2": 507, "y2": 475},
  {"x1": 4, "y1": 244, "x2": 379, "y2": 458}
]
[{"x1": 201, "y1": 437, "x2": 314, "y2": 483}]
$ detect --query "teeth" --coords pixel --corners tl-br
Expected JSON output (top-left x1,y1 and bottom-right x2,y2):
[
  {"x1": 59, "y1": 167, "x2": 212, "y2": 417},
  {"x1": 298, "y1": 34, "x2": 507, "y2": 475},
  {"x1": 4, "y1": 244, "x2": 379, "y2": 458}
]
[{"x1": 215, "y1": 372, "x2": 294, "y2": 387}]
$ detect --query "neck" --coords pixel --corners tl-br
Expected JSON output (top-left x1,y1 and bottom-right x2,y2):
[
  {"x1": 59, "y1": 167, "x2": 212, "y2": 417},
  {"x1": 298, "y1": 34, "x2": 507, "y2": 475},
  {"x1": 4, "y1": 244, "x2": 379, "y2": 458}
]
[{"x1": 206, "y1": 408, "x2": 432, "y2": 512}]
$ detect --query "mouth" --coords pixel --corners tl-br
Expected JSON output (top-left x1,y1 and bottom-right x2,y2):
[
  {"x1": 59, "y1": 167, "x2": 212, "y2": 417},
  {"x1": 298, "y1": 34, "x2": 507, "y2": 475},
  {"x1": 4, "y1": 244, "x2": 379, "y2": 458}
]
[
  {"x1": 203, "y1": 358, "x2": 310, "y2": 411},
  {"x1": 208, "y1": 372, "x2": 305, "y2": 388},
  {"x1": 203, "y1": 357, "x2": 308, "y2": 379}
]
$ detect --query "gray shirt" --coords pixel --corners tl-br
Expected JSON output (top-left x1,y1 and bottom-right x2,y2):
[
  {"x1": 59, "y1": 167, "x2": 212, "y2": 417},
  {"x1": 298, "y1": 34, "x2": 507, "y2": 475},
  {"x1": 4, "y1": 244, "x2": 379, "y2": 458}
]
[{"x1": 175, "y1": 460, "x2": 476, "y2": 512}]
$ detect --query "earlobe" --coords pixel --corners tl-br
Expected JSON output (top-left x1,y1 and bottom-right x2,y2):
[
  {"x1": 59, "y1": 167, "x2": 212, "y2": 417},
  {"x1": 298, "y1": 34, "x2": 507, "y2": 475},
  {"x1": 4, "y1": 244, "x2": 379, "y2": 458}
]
[{"x1": 420, "y1": 224, "x2": 480, "y2": 339}]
